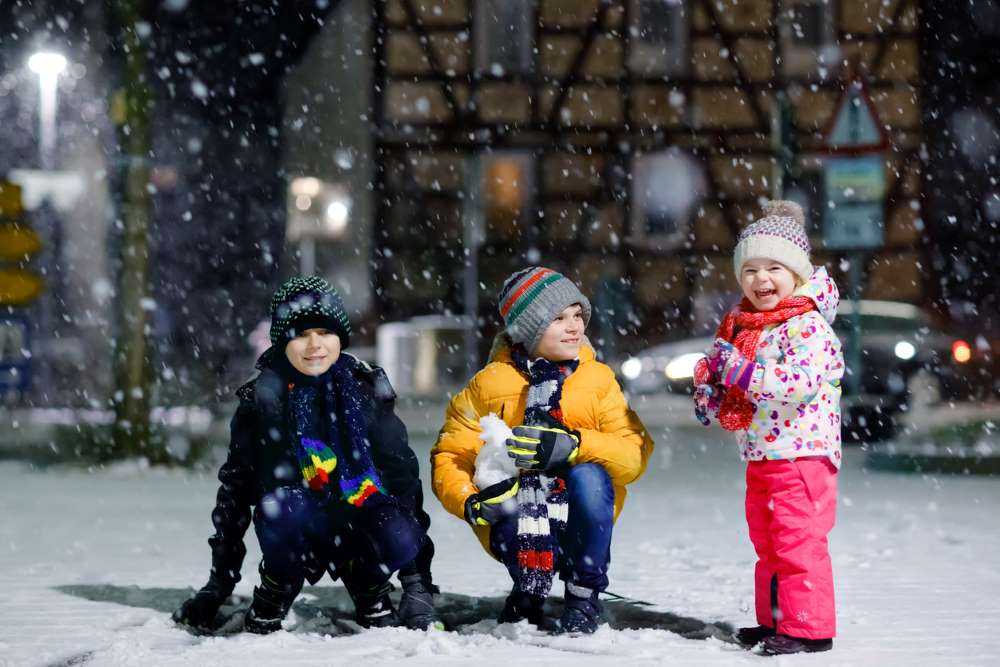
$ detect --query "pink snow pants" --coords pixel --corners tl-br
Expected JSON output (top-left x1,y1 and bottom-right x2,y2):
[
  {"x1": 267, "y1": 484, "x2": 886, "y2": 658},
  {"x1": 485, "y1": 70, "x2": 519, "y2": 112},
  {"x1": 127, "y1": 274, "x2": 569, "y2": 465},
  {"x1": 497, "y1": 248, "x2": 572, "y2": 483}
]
[{"x1": 745, "y1": 457, "x2": 838, "y2": 639}]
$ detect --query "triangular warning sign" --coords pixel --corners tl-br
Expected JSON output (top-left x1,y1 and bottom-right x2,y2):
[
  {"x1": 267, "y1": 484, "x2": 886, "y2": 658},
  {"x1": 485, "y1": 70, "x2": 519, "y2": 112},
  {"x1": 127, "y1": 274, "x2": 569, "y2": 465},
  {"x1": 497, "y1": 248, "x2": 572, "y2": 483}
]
[{"x1": 823, "y1": 79, "x2": 888, "y2": 153}]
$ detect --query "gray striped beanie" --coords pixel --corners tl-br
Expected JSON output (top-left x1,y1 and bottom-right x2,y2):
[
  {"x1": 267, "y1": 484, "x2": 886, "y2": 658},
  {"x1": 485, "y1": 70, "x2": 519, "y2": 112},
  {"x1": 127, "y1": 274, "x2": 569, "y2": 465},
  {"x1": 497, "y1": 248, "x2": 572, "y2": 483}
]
[
  {"x1": 498, "y1": 267, "x2": 591, "y2": 353},
  {"x1": 269, "y1": 276, "x2": 352, "y2": 348}
]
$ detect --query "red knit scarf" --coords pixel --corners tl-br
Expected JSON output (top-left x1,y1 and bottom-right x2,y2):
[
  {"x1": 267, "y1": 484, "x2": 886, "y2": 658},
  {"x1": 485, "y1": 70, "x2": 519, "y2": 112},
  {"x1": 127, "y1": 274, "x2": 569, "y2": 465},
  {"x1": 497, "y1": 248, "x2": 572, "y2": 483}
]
[{"x1": 713, "y1": 296, "x2": 816, "y2": 431}]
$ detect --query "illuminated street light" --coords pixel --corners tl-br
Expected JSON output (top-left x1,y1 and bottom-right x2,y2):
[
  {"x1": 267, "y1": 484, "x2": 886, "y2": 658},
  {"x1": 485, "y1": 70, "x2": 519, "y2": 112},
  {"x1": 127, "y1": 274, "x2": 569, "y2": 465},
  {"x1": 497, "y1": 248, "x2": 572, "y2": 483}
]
[
  {"x1": 287, "y1": 178, "x2": 351, "y2": 274},
  {"x1": 27, "y1": 51, "x2": 68, "y2": 170},
  {"x1": 324, "y1": 198, "x2": 349, "y2": 235},
  {"x1": 28, "y1": 51, "x2": 67, "y2": 77}
]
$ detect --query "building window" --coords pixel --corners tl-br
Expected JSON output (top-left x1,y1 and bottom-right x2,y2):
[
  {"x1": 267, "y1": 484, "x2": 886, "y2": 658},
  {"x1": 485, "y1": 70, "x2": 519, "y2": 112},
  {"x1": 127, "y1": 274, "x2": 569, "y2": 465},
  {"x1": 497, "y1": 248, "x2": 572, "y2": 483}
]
[
  {"x1": 631, "y1": 149, "x2": 704, "y2": 247},
  {"x1": 780, "y1": 0, "x2": 837, "y2": 78},
  {"x1": 475, "y1": 0, "x2": 536, "y2": 76},
  {"x1": 481, "y1": 152, "x2": 535, "y2": 241},
  {"x1": 789, "y1": 2, "x2": 826, "y2": 47},
  {"x1": 628, "y1": 0, "x2": 689, "y2": 77}
]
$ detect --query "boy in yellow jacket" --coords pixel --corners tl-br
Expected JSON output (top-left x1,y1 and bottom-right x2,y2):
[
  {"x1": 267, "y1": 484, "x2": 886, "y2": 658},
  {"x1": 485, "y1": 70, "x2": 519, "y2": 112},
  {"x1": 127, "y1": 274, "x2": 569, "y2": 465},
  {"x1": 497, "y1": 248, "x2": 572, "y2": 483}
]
[{"x1": 432, "y1": 267, "x2": 654, "y2": 633}]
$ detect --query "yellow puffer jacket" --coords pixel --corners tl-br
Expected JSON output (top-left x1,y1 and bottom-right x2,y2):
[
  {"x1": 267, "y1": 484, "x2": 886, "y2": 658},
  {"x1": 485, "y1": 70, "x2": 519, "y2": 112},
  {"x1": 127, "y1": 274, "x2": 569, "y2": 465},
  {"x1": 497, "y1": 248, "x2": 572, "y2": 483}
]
[{"x1": 431, "y1": 339, "x2": 655, "y2": 555}]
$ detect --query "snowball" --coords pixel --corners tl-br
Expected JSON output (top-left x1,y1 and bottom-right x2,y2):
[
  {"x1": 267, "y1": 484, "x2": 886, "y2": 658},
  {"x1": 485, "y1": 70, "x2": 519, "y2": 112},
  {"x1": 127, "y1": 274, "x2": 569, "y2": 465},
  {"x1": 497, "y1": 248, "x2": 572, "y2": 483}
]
[{"x1": 474, "y1": 413, "x2": 517, "y2": 489}]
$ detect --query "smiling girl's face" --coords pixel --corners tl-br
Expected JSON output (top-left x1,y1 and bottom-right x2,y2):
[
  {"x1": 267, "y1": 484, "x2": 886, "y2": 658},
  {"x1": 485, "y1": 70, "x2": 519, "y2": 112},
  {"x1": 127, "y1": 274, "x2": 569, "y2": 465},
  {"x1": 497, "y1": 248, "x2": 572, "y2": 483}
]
[{"x1": 740, "y1": 258, "x2": 797, "y2": 311}]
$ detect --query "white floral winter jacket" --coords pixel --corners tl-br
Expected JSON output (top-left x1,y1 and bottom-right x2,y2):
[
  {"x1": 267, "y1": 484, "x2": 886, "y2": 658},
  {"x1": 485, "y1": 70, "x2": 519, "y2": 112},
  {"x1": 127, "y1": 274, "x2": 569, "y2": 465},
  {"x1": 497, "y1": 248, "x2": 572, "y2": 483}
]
[{"x1": 737, "y1": 267, "x2": 845, "y2": 468}]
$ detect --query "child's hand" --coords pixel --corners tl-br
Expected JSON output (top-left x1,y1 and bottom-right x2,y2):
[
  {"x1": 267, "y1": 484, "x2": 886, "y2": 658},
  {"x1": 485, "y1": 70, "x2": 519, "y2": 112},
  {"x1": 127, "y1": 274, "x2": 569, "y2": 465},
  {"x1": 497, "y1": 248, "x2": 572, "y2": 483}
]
[
  {"x1": 464, "y1": 477, "x2": 520, "y2": 526},
  {"x1": 693, "y1": 356, "x2": 714, "y2": 385},
  {"x1": 693, "y1": 383, "x2": 723, "y2": 426},
  {"x1": 506, "y1": 424, "x2": 580, "y2": 472},
  {"x1": 708, "y1": 339, "x2": 756, "y2": 391}
]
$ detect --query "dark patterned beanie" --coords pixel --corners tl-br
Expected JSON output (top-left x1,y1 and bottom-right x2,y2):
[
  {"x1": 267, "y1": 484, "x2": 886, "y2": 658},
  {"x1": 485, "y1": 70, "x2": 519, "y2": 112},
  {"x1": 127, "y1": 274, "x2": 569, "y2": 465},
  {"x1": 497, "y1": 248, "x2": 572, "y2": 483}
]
[
  {"x1": 499, "y1": 267, "x2": 592, "y2": 354},
  {"x1": 733, "y1": 200, "x2": 813, "y2": 282},
  {"x1": 269, "y1": 276, "x2": 352, "y2": 348}
]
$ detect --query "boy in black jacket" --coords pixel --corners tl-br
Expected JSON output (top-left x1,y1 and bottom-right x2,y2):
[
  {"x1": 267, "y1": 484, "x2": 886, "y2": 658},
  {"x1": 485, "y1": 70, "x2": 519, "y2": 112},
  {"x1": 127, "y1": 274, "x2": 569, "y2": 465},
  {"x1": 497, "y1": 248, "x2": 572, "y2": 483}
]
[{"x1": 173, "y1": 276, "x2": 439, "y2": 633}]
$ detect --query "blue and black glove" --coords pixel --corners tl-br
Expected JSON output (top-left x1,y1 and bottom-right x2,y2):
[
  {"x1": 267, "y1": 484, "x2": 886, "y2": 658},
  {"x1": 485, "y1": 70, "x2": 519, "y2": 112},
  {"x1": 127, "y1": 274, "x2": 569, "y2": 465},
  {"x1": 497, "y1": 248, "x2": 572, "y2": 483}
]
[
  {"x1": 464, "y1": 477, "x2": 520, "y2": 526},
  {"x1": 506, "y1": 423, "x2": 580, "y2": 473}
]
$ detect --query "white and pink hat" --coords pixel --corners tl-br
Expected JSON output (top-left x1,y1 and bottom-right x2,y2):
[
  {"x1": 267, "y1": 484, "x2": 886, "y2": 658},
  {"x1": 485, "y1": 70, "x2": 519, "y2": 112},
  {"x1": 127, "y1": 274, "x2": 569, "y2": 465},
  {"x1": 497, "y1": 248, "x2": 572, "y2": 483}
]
[{"x1": 733, "y1": 200, "x2": 813, "y2": 282}]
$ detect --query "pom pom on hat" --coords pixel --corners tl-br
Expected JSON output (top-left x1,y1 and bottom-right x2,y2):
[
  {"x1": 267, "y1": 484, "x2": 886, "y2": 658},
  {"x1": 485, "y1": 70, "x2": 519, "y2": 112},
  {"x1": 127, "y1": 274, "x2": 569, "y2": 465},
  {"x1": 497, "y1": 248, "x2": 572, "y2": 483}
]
[
  {"x1": 760, "y1": 199, "x2": 806, "y2": 226},
  {"x1": 733, "y1": 199, "x2": 813, "y2": 282}
]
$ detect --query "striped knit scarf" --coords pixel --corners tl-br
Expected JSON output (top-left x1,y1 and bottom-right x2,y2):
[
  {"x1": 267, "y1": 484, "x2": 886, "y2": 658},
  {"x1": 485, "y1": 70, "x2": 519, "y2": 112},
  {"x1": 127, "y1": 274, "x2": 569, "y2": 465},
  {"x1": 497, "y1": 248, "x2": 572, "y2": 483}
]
[
  {"x1": 511, "y1": 344, "x2": 578, "y2": 597},
  {"x1": 288, "y1": 356, "x2": 386, "y2": 507}
]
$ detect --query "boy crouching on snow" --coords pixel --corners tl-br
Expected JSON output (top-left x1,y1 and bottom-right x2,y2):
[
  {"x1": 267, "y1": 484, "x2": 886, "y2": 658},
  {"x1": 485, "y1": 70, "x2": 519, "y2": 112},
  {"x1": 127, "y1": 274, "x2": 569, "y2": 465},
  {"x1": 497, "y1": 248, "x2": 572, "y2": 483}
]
[
  {"x1": 173, "y1": 276, "x2": 440, "y2": 633},
  {"x1": 432, "y1": 267, "x2": 654, "y2": 633}
]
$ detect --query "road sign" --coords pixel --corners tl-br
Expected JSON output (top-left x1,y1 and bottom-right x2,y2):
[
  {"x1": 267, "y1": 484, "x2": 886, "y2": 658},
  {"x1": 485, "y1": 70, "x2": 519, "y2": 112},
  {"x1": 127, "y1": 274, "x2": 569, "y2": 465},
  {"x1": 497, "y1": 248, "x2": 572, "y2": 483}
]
[
  {"x1": 822, "y1": 79, "x2": 889, "y2": 154},
  {"x1": 0, "y1": 315, "x2": 30, "y2": 392},
  {"x1": 822, "y1": 156, "x2": 886, "y2": 250},
  {"x1": 0, "y1": 268, "x2": 46, "y2": 306},
  {"x1": 0, "y1": 225, "x2": 43, "y2": 261},
  {"x1": 0, "y1": 182, "x2": 22, "y2": 217}
]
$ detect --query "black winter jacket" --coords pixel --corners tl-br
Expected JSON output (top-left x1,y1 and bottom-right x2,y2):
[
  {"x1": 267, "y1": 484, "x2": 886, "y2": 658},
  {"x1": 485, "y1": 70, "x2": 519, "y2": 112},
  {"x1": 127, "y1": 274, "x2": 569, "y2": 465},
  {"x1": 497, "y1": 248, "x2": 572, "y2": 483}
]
[{"x1": 205, "y1": 353, "x2": 426, "y2": 590}]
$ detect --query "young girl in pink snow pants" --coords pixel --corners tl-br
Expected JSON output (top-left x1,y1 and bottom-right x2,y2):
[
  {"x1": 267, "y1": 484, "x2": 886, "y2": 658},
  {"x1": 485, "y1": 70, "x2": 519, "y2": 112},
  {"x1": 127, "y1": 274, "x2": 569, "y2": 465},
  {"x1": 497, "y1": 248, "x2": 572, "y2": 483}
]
[{"x1": 693, "y1": 200, "x2": 844, "y2": 656}]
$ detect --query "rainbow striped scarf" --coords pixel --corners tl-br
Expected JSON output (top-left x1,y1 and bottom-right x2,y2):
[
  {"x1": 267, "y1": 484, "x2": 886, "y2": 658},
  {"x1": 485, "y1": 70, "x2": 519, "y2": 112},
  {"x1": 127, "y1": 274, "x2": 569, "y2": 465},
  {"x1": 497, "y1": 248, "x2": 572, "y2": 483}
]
[{"x1": 288, "y1": 357, "x2": 385, "y2": 507}]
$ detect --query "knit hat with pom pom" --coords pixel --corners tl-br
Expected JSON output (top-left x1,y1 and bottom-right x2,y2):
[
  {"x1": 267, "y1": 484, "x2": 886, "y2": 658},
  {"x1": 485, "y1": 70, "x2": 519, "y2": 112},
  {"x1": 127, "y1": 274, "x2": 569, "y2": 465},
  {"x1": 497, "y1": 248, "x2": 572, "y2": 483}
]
[{"x1": 733, "y1": 200, "x2": 813, "y2": 282}]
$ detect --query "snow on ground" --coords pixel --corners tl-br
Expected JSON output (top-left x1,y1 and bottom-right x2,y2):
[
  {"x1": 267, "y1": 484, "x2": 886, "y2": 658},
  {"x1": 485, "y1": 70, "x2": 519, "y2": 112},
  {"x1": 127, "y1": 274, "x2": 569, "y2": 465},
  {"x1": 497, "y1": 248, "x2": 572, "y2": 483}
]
[{"x1": 1, "y1": 419, "x2": 999, "y2": 666}]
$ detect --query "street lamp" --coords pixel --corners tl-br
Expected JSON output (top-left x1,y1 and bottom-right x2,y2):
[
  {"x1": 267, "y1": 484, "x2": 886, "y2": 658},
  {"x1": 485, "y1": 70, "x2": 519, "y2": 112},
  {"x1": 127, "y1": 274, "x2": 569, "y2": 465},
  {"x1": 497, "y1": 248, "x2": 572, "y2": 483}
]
[
  {"x1": 27, "y1": 51, "x2": 67, "y2": 170},
  {"x1": 287, "y1": 177, "x2": 351, "y2": 275}
]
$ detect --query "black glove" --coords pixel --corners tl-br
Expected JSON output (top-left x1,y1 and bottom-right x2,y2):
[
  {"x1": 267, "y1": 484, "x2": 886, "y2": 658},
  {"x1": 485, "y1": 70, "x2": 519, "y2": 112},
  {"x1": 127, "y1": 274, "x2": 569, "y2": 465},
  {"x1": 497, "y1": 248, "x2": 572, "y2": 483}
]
[
  {"x1": 463, "y1": 477, "x2": 519, "y2": 526},
  {"x1": 506, "y1": 424, "x2": 580, "y2": 472},
  {"x1": 172, "y1": 577, "x2": 232, "y2": 630}
]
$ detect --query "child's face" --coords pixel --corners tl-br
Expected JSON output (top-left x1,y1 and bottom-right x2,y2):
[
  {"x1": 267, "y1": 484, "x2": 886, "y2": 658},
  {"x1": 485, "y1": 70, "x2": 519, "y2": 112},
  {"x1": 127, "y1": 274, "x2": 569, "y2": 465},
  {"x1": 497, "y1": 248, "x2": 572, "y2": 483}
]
[
  {"x1": 740, "y1": 258, "x2": 797, "y2": 311},
  {"x1": 285, "y1": 328, "x2": 341, "y2": 376},
  {"x1": 533, "y1": 304, "x2": 585, "y2": 361}
]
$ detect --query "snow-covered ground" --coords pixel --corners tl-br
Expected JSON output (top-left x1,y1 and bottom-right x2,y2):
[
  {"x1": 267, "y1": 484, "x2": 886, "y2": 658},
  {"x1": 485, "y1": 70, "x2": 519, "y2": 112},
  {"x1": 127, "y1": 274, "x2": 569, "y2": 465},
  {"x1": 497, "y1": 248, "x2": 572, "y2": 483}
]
[{"x1": 1, "y1": 421, "x2": 998, "y2": 666}]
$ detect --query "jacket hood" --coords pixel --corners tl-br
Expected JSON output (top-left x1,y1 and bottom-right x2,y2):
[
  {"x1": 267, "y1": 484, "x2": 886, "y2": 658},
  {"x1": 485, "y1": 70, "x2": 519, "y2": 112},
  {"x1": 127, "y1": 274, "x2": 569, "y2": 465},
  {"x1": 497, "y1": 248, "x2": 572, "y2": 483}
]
[{"x1": 795, "y1": 266, "x2": 840, "y2": 324}]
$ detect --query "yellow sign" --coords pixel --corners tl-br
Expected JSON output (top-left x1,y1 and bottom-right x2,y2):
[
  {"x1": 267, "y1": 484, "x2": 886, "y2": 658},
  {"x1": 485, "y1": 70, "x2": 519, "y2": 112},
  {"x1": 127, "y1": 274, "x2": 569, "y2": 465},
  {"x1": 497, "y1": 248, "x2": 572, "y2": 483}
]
[
  {"x1": 0, "y1": 182, "x2": 22, "y2": 218},
  {"x1": 0, "y1": 226, "x2": 43, "y2": 261},
  {"x1": 0, "y1": 268, "x2": 45, "y2": 306}
]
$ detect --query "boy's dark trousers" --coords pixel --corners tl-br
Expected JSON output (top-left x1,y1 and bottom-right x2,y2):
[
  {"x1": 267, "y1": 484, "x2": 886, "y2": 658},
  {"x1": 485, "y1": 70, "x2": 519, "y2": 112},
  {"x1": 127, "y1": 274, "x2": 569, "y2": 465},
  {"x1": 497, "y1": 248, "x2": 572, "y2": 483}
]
[
  {"x1": 488, "y1": 463, "x2": 615, "y2": 593},
  {"x1": 253, "y1": 487, "x2": 425, "y2": 591}
]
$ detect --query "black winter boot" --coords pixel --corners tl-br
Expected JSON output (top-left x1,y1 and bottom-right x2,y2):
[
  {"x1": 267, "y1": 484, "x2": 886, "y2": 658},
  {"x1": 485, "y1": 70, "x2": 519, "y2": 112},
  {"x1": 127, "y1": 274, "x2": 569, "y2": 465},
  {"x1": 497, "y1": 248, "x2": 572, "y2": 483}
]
[
  {"x1": 757, "y1": 634, "x2": 833, "y2": 656},
  {"x1": 556, "y1": 584, "x2": 602, "y2": 634},
  {"x1": 244, "y1": 571, "x2": 301, "y2": 635},
  {"x1": 734, "y1": 624, "x2": 776, "y2": 647},
  {"x1": 498, "y1": 588, "x2": 546, "y2": 627},
  {"x1": 398, "y1": 573, "x2": 443, "y2": 630},
  {"x1": 349, "y1": 580, "x2": 400, "y2": 628}
]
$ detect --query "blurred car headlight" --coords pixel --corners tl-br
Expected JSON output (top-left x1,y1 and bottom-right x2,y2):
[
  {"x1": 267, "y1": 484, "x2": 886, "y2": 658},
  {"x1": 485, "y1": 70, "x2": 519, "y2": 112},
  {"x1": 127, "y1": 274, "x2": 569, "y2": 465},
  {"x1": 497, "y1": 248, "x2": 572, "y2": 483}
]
[
  {"x1": 894, "y1": 341, "x2": 916, "y2": 360},
  {"x1": 621, "y1": 357, "x2": 643, "y2": 380},
  {"x1": 665, "y1": 353, "x2": 705, "y2": 380},
  {"x1": 952, "y1": 339, "x2": 972, "y2": 364}
]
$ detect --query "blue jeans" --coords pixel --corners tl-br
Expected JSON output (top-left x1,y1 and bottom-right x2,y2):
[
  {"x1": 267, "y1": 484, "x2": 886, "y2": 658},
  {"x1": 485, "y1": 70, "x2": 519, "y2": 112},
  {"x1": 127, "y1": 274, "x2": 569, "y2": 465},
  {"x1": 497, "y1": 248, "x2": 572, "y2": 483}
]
[
  {"x1": 489, "y1": 463, "x2": 615, "y2": 593},
  {"x1": 254, "y1": 487, "x2": 423, "y2": 588}
]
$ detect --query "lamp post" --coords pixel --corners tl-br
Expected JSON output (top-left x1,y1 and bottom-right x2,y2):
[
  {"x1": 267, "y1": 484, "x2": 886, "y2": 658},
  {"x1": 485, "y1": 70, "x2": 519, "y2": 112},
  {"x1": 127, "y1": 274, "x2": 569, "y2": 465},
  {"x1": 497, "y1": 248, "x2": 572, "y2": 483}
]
[
  {"x1": 26, "y1": 51, "x2": 67, "y2": 398},
  {"x1": 27, "y1": 51, "x2": 67, "y2": 170}
]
